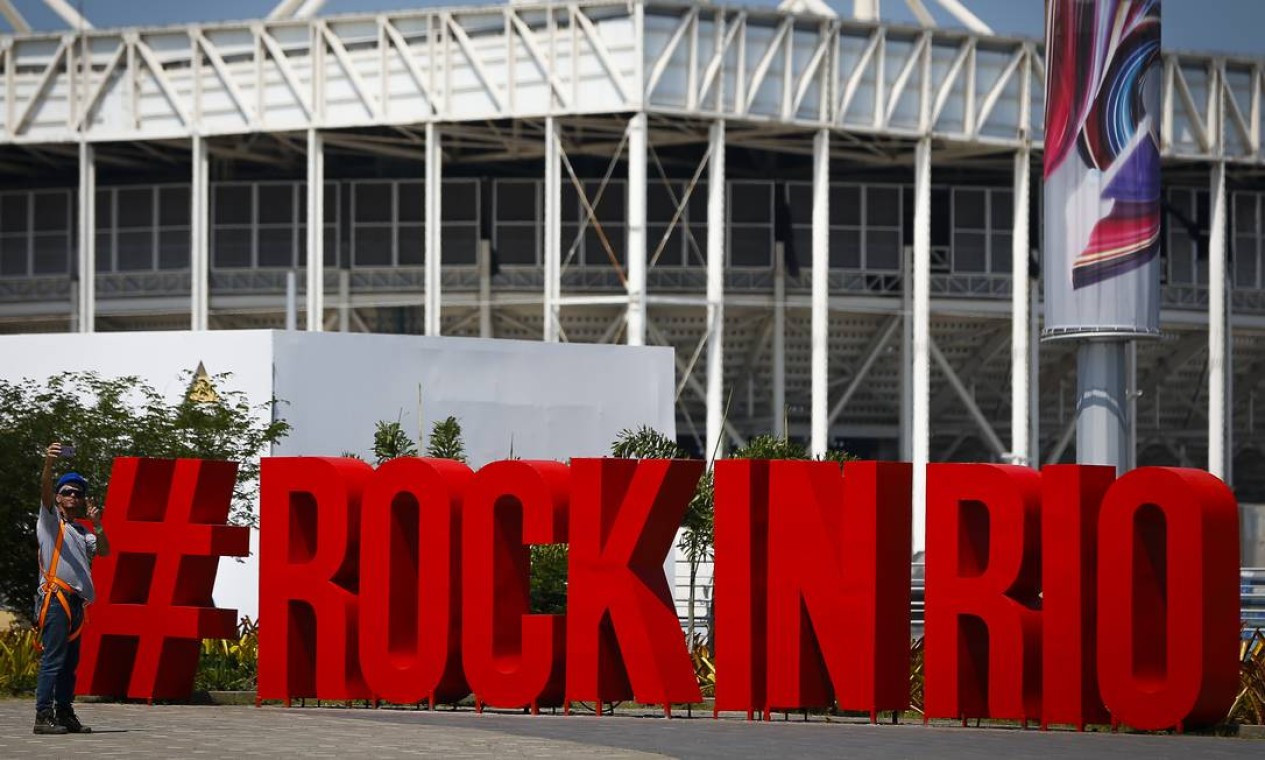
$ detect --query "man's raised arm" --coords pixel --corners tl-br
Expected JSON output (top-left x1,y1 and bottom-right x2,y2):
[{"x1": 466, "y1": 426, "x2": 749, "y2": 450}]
[{"x1": 40, "y1": 443, "x2": 61, "y2": 511}]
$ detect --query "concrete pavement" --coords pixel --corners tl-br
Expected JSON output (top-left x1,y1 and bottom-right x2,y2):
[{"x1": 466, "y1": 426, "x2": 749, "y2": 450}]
[{"x1": 1, "y1": 700, "x2": 1260, "y2": 758}]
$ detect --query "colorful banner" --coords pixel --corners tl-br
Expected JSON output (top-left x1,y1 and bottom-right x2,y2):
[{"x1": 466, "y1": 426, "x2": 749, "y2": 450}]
[{"x1": 1043, "y1": 0, "x2": 1162, "y2": 339}]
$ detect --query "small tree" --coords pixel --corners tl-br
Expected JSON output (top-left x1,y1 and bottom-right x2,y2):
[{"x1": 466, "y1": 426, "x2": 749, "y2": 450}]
[
  {"x1": 678, "y1": 470, "x2": 713, "y2": 644},
  {"x1": 426, "y1": 416, "x2": 467, "y2": 463},
  {"x1": 0, "y1": 371, "x2": 289, "y2": 616},
  {"x1": 372, "y1": 419, "x2": 417, "y2": 464}
]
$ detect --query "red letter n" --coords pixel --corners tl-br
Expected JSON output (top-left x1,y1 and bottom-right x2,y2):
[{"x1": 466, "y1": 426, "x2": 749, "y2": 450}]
[
  {"x1": 259, "y1": 457, "x2": 370, "y2": 702},
  {"x1": 925, "y1": 464, "x2": 1041, "y2": 722},
  {"x1": 567, "y1": 458, "x2": 704, "y2": 709},
  {"x1": 766, "y1": 460, "x2": 911, "y2": 717}
]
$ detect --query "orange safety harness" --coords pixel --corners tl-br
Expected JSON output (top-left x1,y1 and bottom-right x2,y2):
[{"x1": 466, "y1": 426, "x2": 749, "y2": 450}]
[{"x1": 36, "y1": 516, "x2": 87, "y2": 651}]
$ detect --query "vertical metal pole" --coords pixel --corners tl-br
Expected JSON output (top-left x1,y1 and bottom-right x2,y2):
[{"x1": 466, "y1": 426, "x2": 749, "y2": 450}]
[
  {"x1": 912, "y1": 137, "x2": 932, "y2": 553},
  {"x1": 285, "y1": 270, "x2": 297, "y2": 331},
  {"x1": 479, "y1": 239, "x2": 493, "y2": 339},
  {"x1": 626, "y1": 112, "x2": 648, "y2": 346},
  {"x1": 305, "y1": 128, "x2": 324, "y2": 331},
  {"x1": 425, "y1": 122, "x2": 442, "y2": 336},
  {"x1": 1011, "y1": 147, "x2": 1031, "y2": 464},
  {"x1": 544, "y1": 116, "x2": 561, "y2": 342},
  {"x1": 811, "y1": 128, "x2": 829, "y2": 456},
  {"x1": 1030, "y1": 271, "x2": 1041, "y2": 462},
  {"x1": 707, "y1": 119, "x2": 726, "y2": 461},
  {"x1": 77, "y1": 141, "x2": 95, "y2": 333},
  {"x1": 1076, "y1": 341, "x2": 1128, "y2": 473},
  {"x1": 190, "y1": 134, "x2": 209, "y2": 331},
  {"x1": 1127, "y1": 340, "x2": 1138, "y2": 471},
  {"x1": 338, "y1": 270, "x2": 350, "y2": 332},
  {"x1": 1208, "y1": 159, "x2": 1228, "y2": 479},
  {"x1": 772, "y1": 241, "x2": 786, "y2": 437},
  {"x1": 900, "y1": 244, "x2": 913, "y2": 462}
]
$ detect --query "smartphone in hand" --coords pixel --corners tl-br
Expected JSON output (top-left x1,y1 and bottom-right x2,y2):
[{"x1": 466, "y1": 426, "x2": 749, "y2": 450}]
[{"x1": 59, "y1": 444, "x2": 76, "y2": 458}]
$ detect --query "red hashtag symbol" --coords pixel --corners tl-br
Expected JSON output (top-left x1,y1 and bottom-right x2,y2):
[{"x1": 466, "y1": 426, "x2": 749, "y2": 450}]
[{"x1": 77, "y1": 458, "x2": 250, "y2": 700}]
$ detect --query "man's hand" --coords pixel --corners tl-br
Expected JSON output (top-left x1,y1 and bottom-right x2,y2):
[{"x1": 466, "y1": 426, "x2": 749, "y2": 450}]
[
  {"x1": 45, "y1": 442, "x2": 61, "y2": 461},
  {"x1": 87, "y1": 497, "x2": 110, "y2": 557}
]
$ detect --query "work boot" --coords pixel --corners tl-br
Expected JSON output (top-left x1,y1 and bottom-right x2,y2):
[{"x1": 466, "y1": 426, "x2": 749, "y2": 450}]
[
  {"x1": 56, "y1": 705, "x2": 91, "y2": 733},
  {"x1": 33, "y1": 709, "x2": 68, "y2": 735}
]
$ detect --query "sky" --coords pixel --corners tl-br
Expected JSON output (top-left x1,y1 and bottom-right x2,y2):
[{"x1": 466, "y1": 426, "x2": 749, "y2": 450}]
[{"x1": 4, "y1": 1, "x2": 1263, "y2": 58}]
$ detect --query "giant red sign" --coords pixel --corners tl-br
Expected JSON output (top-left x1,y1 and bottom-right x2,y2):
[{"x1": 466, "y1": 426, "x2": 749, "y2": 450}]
[{"x1": 254, "y1": 457, "x2": 1240, "y2": 731}]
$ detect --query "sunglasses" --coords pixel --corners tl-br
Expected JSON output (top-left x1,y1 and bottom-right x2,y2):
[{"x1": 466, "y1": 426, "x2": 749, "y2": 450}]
[{"x1": 58, "y1": 489, "x2": 84, "y2": 498}]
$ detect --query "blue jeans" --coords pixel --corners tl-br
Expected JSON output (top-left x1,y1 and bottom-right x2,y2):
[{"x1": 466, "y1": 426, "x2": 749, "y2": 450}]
[{"x1": 35, "y1": 592, "x2": 83, "y2": 713}]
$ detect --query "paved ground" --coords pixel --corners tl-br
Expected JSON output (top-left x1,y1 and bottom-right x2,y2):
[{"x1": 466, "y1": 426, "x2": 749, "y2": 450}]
[{"x1": 0, "y1": 700, "x2": 1260, "y2": 759}]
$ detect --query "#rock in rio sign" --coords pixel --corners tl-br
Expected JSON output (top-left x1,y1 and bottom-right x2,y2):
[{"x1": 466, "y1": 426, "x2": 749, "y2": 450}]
[{"x1": 257, "y1": 457, "x2": 1239, "y2": 731}]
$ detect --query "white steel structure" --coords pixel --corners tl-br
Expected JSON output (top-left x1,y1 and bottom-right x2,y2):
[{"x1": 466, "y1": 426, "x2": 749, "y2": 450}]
[{"x1": 3, "y1": 1, "x2": 1265, "y2": 569}]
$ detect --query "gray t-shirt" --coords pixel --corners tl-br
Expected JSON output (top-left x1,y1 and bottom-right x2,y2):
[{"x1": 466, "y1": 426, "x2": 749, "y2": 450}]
[{"x1": 36, "y1": 503, "x2": 97, "y2": 604}]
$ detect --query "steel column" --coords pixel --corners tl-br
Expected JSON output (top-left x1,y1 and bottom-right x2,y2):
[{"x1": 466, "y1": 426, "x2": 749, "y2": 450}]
[
  {"x1": 338, "y1": 270, "x2": 350, "y2": 332},
  {"x1": 544, "y1": 117, "x2": 561, "y2": 341},
  {"x1": 811, "y1": 128, "x2": 829, "y2": 456},
  {"x1": 1010, "y1": 147, "x2": 1030, "y2": 464},
  {"x1": 900, "y1": 244, "x2": 913, "y2": 462},
  {"x1": 912, "y1": 137, "x2": 931, "y2": 553},
  {"x1": 285, "y1": 270, "x2": 298, "y2": 330},
  {"x1": 1076, "y1": 341, "x2": 1128, "y2": 472},
  {"x1": 772, "y1": 241, "x2": 786, "y2": 437},
  {"x1": 626, "y1": 112, "x2": 648, "y2": 346},
  {"x1": 707, "y1": 119, "x2": 725, "y2": 460},
  {"x1": 305, "y1": 128, "x2": 324, "y2": 331},
  {"x1": 425, "y1": 122, "x2": 442, "y2": 336},
  {"x1": 190, "y1": 134, "x2": 209, "y2": 331},
  {"x1": 1030, "y1": 277, "x2": 1041, "y2": 462},
  {"x1": 1208, "y1": 159, "x2": 1228, "y2": 479},
  {"x1": 76, "y1": 141, "x2": 94, "y2": 334},
  {"x1": 479, "y1": 239, "x2": 493, "y2": 339},
  {"x1": 1127, "y1": 340, "x2": 1138, "y2": 471}
]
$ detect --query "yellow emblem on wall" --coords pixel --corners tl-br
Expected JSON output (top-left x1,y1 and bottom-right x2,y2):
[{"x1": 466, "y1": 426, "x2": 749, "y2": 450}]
[{"x1": 185, "y1": 361, "x2": 221, "y2": 404}]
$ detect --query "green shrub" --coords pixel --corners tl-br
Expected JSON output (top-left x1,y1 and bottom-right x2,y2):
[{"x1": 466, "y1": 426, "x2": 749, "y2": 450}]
[
  {"x1": 0, "y1": 626, "x2": 39, "y2": 694},
  {"x1": 194, "y1": 617, "x2": 259, "y2": 692}
]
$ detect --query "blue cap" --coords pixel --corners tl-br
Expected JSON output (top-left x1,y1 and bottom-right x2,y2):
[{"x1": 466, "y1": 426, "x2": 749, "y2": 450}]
[{"x1": 55, "y1": 472, "x2": 88, "y2": 493}]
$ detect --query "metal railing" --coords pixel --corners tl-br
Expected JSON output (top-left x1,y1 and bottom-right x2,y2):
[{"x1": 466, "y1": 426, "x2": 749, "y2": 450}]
[
  {"x1": 1244, "y1": 568, "x2": 1265, "y2": 634},
  {"x1": 6, "y1": 266, "x2": 1265, "y2": 316}
]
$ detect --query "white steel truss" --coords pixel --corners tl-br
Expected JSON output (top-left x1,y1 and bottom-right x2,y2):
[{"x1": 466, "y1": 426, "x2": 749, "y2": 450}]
[{"x1": 0, "y1": 1, "x2": 1256, "y2": 166}]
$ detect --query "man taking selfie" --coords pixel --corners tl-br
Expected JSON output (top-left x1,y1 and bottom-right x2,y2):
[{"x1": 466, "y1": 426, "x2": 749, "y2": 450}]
[{"x1": 34, "y1": 442, "x2": 110, "y2": 735}]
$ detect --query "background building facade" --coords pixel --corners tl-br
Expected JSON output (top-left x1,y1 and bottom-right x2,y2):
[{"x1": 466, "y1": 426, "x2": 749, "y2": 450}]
[{"x1": 2, "y1": 1, "x2": 1264, "y2": 596}]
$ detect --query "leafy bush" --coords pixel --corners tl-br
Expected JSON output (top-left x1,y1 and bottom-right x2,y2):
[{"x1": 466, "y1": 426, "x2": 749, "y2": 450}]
[
  {"x1": 426, "y1": 416, "x2": 467, "y2": 463},
  {"x1": 372, "y1": 419, "x2": 417, "y2": 463},
  {"x1": 0, "y1": 626, "x2": 39, "y2": 694},
  {"x1": 194, "y1": 617, "x2": 259, "y2": 692},
  {"x1": 530, "y1": 544, "x2": 568, "y2": 615}
]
